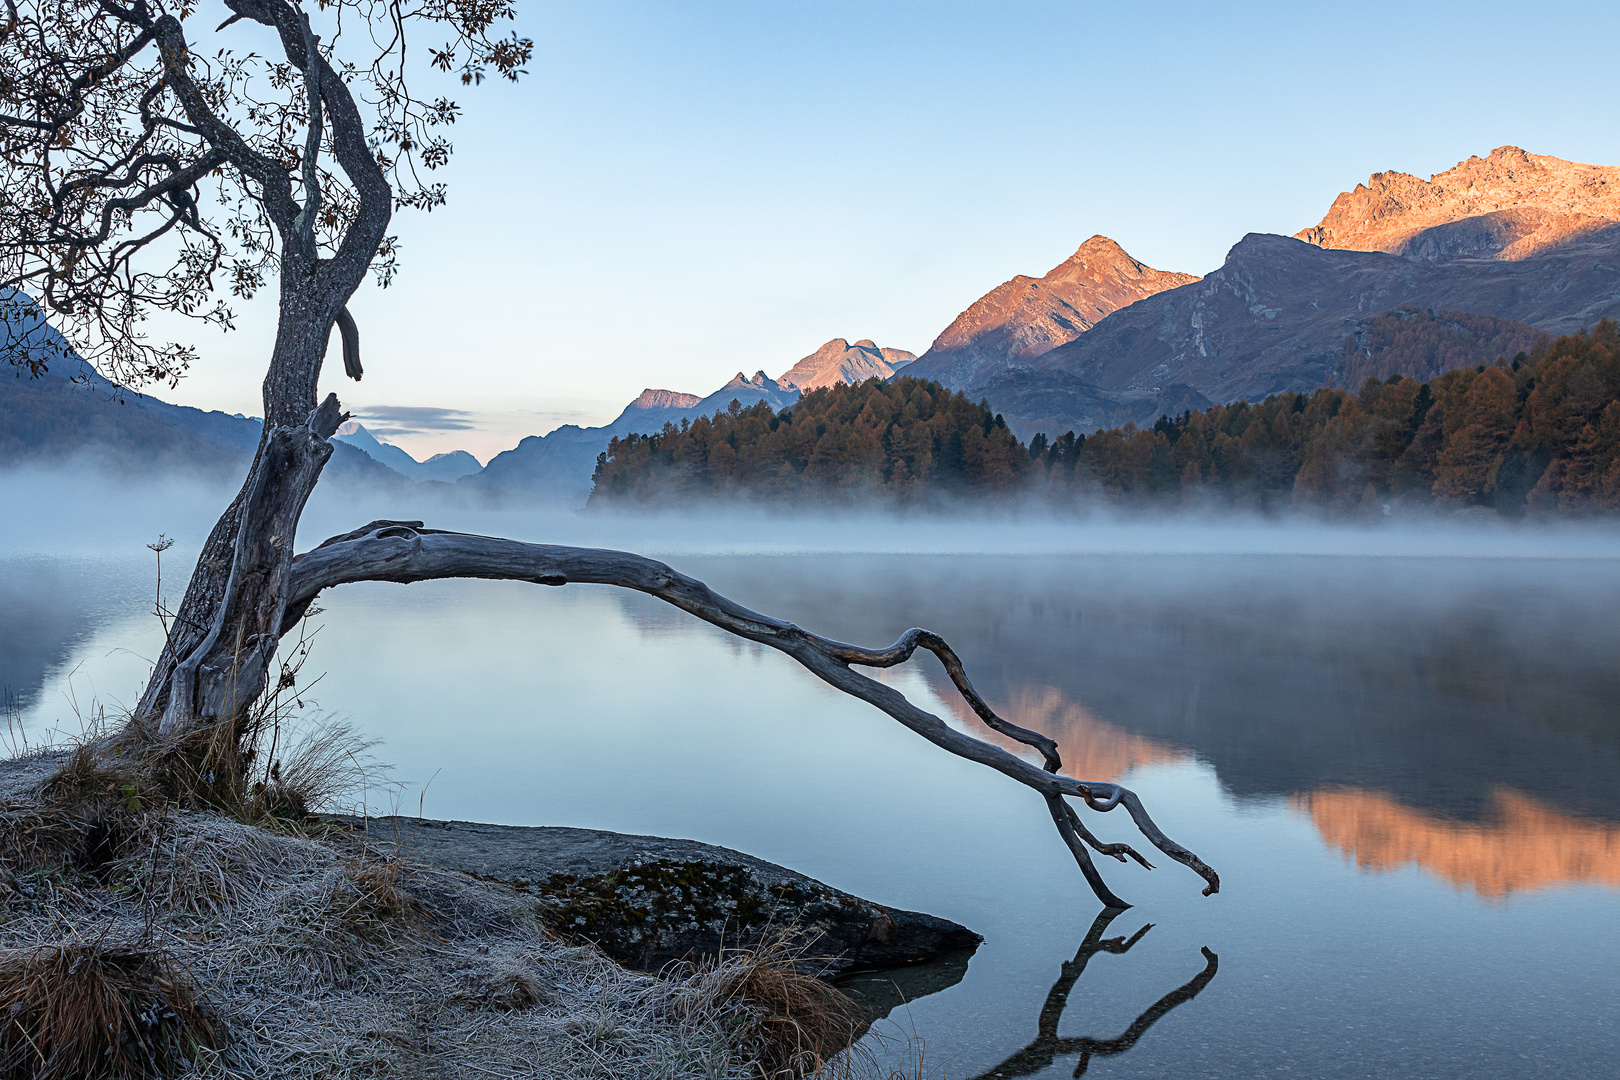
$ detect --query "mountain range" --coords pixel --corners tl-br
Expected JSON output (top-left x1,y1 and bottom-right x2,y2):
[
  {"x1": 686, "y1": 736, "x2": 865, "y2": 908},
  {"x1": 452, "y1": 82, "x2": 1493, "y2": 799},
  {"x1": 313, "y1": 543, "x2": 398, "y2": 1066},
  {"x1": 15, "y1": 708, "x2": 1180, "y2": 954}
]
[
  {"x1": 10, "y1": 145, "x2": 1620, "y2": 503},
  {"x1": 465, "y1": 343, "x2": 913, "y2": 501},
  {"x1": 333, "y1": 422, "x2": 482, "y2": 482},
  {"x1": 967, "y1": 146, "x2": 1620, "y2": 437},
  {"x1": 778, "y1": 338, "x2": 915, "y2": 390},
  {"x1": 0, "y1": 354, "x2": 403, "y2": 486},
  {"x1": 1296, "y1": 145, "x2": 1620, "y2": 259}
]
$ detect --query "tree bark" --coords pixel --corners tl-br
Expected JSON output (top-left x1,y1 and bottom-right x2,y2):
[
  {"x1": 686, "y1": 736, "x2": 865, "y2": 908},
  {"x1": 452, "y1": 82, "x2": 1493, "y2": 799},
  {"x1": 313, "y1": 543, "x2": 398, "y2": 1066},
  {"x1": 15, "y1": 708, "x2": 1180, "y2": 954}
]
[
  {"x1": 132, "y1": 0, "x2": 391, "y2": 728},
  {"x1": 152, "y1": 397, "x2": 345, "y2": 736},
  {"x1": 132, "y1": 299, "x2": 349, "y2": 725}
]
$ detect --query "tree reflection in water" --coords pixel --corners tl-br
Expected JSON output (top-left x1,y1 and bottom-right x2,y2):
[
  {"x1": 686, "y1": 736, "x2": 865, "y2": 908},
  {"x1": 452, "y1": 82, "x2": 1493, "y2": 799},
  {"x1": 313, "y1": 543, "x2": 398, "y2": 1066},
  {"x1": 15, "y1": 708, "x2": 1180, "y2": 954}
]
[{"x1": 970, "y1": 910, "x2": 1217, "y2": 1078}]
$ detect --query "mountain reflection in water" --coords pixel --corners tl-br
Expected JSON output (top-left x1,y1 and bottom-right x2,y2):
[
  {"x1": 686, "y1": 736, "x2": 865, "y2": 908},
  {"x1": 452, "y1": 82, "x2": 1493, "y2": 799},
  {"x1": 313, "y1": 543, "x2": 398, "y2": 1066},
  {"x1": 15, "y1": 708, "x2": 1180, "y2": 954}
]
[
  {"x1": 1300, "y1": 787, "x2": 1620, "y2": 897},
  {"x1": 929, "y1": 684, "x2": 1186, "y2": 783},
  {"x1": 6, "y1": 542, "x2": 1620, "y2": 1078},
  {"x1": 660, "y1": 554, "x2": 1620, "y2": 899},
  {"x1": 929, "y1": 682, "x2": 1620, "y2": 897}
]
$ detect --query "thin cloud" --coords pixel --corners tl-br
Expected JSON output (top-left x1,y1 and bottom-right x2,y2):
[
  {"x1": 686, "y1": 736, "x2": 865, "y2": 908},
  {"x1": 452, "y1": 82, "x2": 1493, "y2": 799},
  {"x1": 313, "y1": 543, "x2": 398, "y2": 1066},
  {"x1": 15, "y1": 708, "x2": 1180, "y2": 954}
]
[{"x1": 352, "y1": 405, "x2": 475, "y2": 433}]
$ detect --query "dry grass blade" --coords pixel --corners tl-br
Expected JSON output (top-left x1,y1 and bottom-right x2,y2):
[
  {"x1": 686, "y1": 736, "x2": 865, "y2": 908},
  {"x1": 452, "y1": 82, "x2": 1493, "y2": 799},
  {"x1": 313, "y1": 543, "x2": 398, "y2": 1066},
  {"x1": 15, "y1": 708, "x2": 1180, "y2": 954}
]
[
  {"x1": 262, "y1": 718, "x2": 381, "y2": 819},
  {"x1": 0, "y1": 941, "x2": 219, "y2": 1080},
  {"x1": 666, "y1": 935, "x2": 871, "y2": 1079},
  {"x1": 332, "y1": 855, "x2": 416, "y2": 934}
]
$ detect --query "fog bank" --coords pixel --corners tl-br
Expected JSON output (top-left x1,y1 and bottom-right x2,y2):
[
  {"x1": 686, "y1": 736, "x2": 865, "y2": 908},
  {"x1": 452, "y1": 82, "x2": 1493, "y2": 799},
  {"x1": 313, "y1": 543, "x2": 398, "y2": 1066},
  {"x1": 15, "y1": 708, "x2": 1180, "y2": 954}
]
[{"x1": 6, "y1": 461, "x2": 1620, "y2": 563}]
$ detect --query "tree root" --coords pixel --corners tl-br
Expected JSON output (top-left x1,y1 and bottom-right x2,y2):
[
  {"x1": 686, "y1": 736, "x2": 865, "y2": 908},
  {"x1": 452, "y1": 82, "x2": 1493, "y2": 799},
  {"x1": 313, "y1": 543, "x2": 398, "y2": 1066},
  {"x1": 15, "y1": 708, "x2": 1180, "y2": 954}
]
[{"x1": 279, "y1": 520, "x2": 1220, "y2": 908}]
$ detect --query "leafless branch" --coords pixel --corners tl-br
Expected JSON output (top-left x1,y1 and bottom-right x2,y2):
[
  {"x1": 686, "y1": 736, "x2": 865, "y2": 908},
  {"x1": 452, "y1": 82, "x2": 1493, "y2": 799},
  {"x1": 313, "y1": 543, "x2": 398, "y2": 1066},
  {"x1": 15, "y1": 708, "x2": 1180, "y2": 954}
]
[{"x1": 281, "y1": 521, "x2": 1222, "y2": 908}]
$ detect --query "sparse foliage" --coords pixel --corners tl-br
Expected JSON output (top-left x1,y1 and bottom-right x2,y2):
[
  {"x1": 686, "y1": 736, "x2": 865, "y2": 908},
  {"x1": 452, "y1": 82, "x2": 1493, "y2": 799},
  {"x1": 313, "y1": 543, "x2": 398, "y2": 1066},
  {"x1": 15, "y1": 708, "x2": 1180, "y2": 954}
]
[
  {"x1": 6, "y1": 0, "x2": 1213, "y2": 940},
  {"x1": 1, "y1": 0, "x2": 531, "y2": 388}
]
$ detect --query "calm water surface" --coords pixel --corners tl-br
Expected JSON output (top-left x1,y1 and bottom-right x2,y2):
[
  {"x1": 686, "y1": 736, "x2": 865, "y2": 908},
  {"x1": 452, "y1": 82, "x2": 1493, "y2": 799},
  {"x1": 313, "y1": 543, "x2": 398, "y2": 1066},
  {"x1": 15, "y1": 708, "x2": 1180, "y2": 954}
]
[{"x1": 5, "y1": 522, "x2": 1619, "y2": 1079}]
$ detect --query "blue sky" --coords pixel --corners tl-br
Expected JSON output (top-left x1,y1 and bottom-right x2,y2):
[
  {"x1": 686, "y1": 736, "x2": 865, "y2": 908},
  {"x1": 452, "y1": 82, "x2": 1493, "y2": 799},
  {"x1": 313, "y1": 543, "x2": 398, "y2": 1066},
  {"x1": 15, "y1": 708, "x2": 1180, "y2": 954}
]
[{"x1": 162, "y1": 1, "x2": 1620, "y2": 460}]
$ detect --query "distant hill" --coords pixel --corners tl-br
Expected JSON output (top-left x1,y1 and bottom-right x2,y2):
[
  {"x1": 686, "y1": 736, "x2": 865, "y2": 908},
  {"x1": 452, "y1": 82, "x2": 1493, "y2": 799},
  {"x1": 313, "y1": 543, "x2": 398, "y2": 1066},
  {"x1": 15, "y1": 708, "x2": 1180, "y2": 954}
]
[
  {"x1": 0, "y1": 359, "x2": 403, "y2": 486},
  {"x1": 590, "y1": 323, "x2": 1620, "y2": 518},
  {"x1": 467, "y1": 371, "x2": 803, "y2": 503},
  {"x1": 3, "y1": 363, "x2": 258, "y2": 472},
  {"x1": 590, "y1": 377, "x2": 1026, "y2": 505},
  {"x1": 905, "y1": 236, "x2": 1198, "y2": 391},
  {"x1": 778, "y1": 338, "x2": 914, "y2": 391},
  {"x1": 334, "y1": 422, "x2": 482, "y2": 482},
  {"x1": 0, "y1": 314, "x2": 445, "y2": 495},
  {"x1": 1027, "y1": 321, "x2": 1620, "y2": 517}
]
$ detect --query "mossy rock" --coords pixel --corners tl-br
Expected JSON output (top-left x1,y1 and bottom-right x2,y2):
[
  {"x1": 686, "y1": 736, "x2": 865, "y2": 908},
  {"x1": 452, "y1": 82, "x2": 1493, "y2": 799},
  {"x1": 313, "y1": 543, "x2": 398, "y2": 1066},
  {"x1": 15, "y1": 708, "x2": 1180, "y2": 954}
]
[{"x1": 336, "y1": 817, "x2": 980, "y2": 975}]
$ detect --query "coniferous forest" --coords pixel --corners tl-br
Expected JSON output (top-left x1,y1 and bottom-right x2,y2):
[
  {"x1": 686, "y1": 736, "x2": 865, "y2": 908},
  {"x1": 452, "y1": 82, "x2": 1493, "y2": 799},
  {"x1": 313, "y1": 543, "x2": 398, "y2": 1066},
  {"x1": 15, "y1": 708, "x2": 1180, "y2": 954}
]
[{"x1": 591, "y1": 321, "x2": 1620, "y2": 515}]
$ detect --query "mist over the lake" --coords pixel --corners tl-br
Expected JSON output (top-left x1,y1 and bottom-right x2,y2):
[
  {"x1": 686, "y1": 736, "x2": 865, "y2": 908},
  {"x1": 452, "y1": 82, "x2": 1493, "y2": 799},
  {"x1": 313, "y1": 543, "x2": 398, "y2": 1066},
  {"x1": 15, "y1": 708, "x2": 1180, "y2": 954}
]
[
  {"x1": 9, "y1": 457, "x2": 1620, "y2": 561},
  {"x1": 6, "y1": 455, "x2": 1620, "y2": 1080}
]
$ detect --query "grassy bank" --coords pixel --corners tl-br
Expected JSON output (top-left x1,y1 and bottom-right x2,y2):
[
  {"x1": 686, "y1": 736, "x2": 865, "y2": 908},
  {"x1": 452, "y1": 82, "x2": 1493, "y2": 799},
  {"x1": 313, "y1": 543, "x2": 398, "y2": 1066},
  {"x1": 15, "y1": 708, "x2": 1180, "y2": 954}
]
[{"x1": 0, "y1": 735, "x2": 894, "y2": 1079}]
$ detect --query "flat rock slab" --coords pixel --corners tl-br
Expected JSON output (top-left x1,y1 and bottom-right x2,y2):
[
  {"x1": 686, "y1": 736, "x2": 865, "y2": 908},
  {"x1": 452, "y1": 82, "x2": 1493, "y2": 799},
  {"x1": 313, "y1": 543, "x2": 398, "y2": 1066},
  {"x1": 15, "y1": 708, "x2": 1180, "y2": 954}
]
[{"x1": 339, "y1": 816, "x2": 980, "y2": 977}]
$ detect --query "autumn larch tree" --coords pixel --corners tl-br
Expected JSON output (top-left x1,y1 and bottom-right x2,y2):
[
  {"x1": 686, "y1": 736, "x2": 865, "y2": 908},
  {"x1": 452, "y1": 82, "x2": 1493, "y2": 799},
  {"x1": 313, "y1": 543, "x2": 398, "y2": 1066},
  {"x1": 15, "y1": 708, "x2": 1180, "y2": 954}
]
[{"x1": 0, "y1": 0, "x2": 1216, "y2": 908}]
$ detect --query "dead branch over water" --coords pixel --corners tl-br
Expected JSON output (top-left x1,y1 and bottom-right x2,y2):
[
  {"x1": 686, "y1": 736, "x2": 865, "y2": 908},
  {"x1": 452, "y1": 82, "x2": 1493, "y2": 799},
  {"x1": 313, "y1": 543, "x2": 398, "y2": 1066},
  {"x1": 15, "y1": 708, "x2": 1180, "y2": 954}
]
[{"x1": 284, "y1": 520, "x2": 1222, "y2": 909}]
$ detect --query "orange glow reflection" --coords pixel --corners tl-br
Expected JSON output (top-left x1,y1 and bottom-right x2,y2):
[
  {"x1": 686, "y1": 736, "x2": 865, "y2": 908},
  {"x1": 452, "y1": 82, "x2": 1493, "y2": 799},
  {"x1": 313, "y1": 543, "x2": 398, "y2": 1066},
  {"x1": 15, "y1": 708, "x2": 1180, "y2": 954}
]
[
  {"x1": 938, "y1": 683, "x2": 1187, "y2": 781},
  {"x1": 1299, "y1": 787, "x2": 1620, "y2": 897}
]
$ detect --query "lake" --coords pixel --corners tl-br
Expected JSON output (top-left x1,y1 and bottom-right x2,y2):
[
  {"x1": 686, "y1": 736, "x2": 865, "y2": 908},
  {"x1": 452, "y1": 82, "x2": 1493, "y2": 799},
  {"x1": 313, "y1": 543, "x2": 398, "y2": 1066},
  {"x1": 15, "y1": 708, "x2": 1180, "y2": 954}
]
[{"x1": 5, "y1": 496, "x2": 1619, "y2": 1079}]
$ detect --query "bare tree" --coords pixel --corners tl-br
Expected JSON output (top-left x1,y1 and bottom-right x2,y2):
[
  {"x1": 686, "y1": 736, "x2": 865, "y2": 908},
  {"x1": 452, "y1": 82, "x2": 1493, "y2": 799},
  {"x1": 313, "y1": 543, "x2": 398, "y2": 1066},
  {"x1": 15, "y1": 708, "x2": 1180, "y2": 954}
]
[{"x1": 1, "y1": 0, "x2": 1218, "y2": 908}]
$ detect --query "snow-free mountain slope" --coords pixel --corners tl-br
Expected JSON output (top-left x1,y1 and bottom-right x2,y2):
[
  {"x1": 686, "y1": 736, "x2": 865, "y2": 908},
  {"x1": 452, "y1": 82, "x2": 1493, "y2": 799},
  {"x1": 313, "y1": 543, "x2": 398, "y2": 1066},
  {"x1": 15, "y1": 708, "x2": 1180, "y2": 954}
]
[
  {"x1": 1, "y1": 361, "x2": 405, "y2": 485},
  {"x1": 334, "y1": 422, "x2": 482, "y2": 482},
  {"x1": 1297, "y1": 146, "x2": 1620, "y2": 261},
  {"x1": 905, "y1": 236, "x2": 1199, "y2": 391},
  {"x1": 468, "y1": 373, "x2": 801, "y2": 502},
  {"x1": 987, "y1": 227, "x2": 1620, "y2": 438},
  {"x1": 777, "y1": 339, "x2": 915, "y2": 391},
  {"x1": 626, "y1": 389, "x2": 702, "y2": 411}
]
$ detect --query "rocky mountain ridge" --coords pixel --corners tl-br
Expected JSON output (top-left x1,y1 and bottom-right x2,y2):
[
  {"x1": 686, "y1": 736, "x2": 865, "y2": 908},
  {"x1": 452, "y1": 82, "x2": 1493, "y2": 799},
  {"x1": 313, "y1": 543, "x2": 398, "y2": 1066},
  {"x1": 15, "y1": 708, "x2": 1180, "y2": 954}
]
[
  {"x1": 777, "y1": 338, "x2": 915, "y2": 391},
  {"x1": 627, "y1": 389, "x2": 701, "y2": 411},
  {"x1": 467, "y1": 370, "x2": 804, "y2": 501},
  {"x1": 18, "y1": 146, "x2": 1620, "y2": 502},
  {"x1": 968, "y1": 147, "x2": 1620, "y2": 438},
  {"x1": 334, "y1": 421, "x2": 483, "y2": 482},
  {"x1": 1297, "y1": 145, "x2": 1620, "y2": 260},
  {"x1": 980, "y1": 227, "x2": 1620, "y2": 437},
  {"x1": 467, "y1": 350, "x2": 923, "y2": 501},
  {"x1": 904, "y1": 236, "x2": 1199, "y2": 390}
]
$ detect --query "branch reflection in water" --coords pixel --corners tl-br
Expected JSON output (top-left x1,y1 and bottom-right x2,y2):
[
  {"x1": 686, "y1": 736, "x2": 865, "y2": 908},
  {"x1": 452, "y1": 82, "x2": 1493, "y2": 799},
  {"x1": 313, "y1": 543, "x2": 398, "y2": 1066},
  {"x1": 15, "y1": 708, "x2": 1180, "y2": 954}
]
[{"x1": 970, "y1": 909, "x2": 1218, "y2": 1079}]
